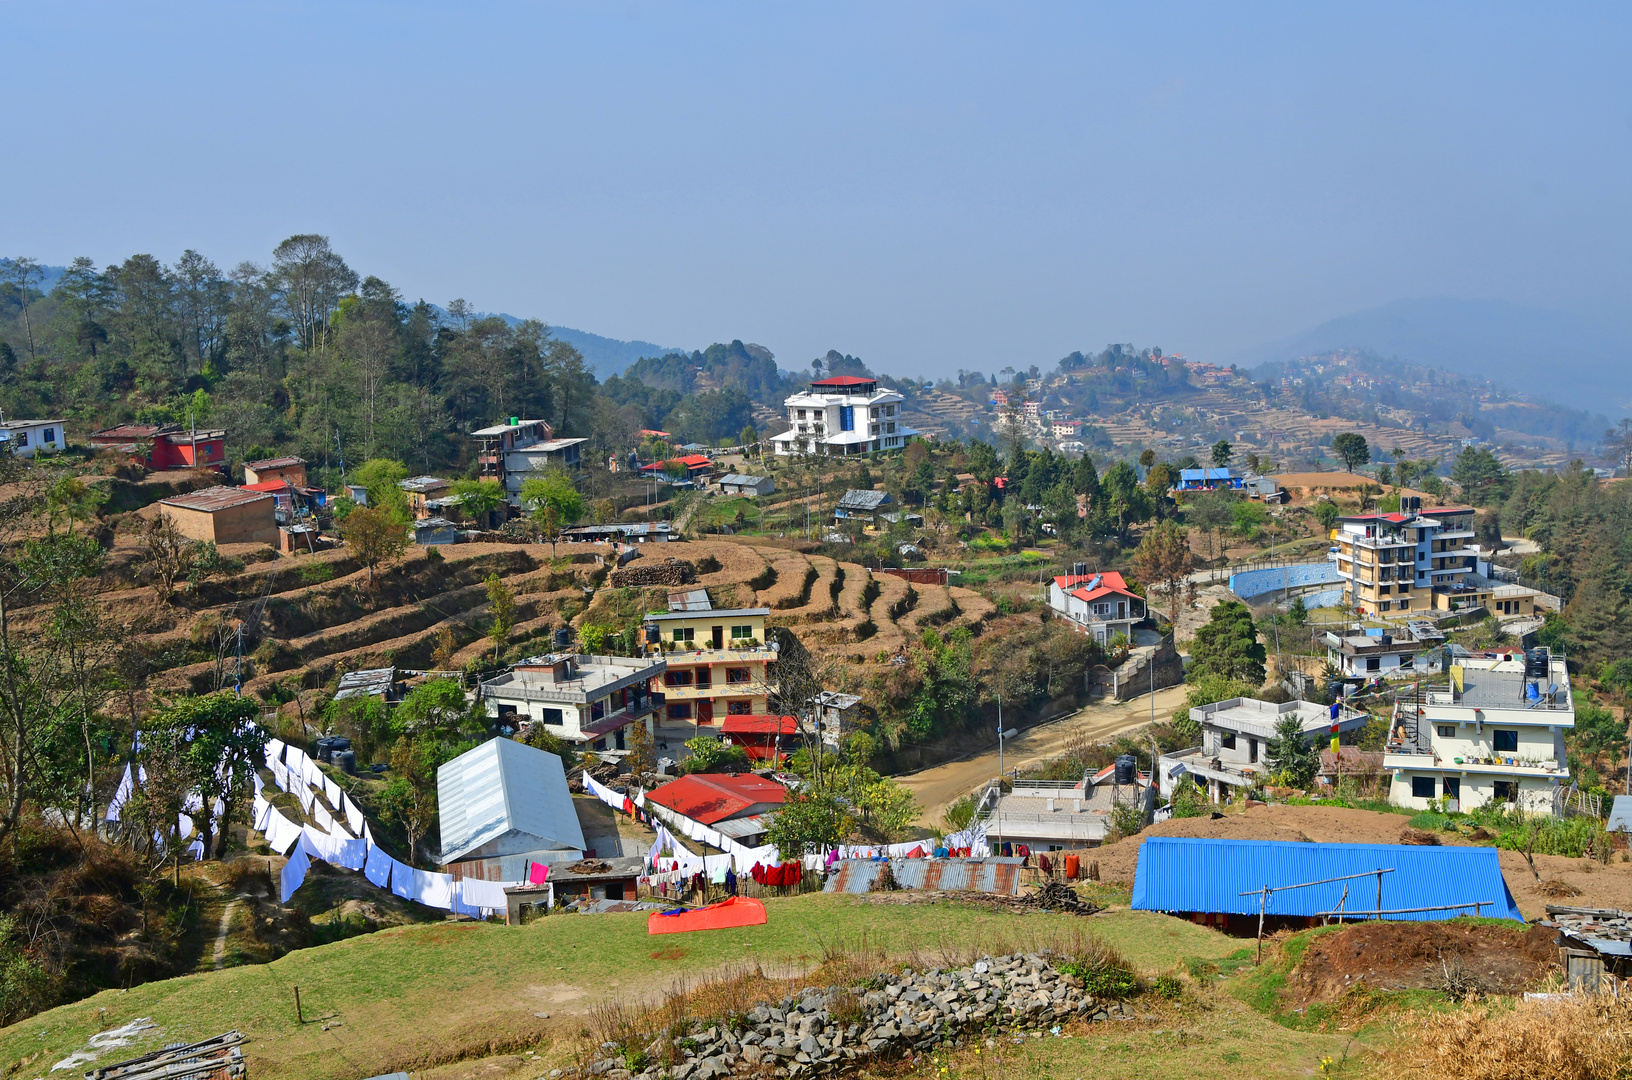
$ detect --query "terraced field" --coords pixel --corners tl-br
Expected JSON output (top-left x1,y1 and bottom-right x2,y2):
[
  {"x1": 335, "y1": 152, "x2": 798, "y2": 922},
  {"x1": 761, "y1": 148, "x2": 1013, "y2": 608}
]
[{"x1": 67, "y1": 529, "x2": 1002, "y2": 708}]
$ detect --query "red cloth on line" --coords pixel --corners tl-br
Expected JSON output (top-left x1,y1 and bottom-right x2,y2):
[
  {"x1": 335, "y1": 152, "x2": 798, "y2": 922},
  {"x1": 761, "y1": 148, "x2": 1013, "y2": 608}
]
[{"x1": 528, "y1": 861, "x2": 550, "y2": 884}]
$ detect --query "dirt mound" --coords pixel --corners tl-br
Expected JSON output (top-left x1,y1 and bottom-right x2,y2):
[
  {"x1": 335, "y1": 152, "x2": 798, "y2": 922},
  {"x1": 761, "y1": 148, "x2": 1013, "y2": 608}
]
[
  {"x1": 1090, "y1": 803, "x2": 1449, "y2": 883},
  {"x1": 1287, "y1": 921, "x2": 1557, "y2": 1004}
]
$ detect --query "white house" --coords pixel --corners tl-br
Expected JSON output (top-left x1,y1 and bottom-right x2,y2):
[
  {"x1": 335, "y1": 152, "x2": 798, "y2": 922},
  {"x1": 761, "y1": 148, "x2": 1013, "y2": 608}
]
[
  {"x1": 0, "y1": 419, "x2": 67, "y2": 458},
  {"x1": 769, "y1": 376, "x2": 919, "y2": 456},
  {"x1": 1323, "y1": 629, "x2": 1445, "y2": 679},
  {"x1": 476, "y1": 652, "x2": 667, "y2": 752},
  {"x1": 1385, "y1": 648, "x2": 1574, "y2": 815},
  {"x1": 1158, "y1": 698, "x2": 1371, "y2": 802},
  {"x1": 1047, "y1": 571, "x2": 1145, "y2": 644},
  {"x1": 717, "y1": 473, "x2": 775, "y2": 497}
]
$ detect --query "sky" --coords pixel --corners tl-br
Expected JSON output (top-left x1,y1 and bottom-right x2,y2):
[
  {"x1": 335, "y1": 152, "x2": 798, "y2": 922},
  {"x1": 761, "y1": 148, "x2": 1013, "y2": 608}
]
[{"x1": 4, "y1": 2, "x2": 1631, "y2": 378}]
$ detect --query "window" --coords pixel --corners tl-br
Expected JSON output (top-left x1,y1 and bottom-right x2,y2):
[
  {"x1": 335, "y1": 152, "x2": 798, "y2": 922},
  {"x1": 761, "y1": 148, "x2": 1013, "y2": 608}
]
[
  {"x1": 694, "y1": 669, "x2": 711, "y2": 689},
  {"x1": 1493, "y1": 780, "x2": 1517, "y2": 802},
  {"x1": 540, "y1": 707, "x2": 564, "y2": 725},
  {"x1": 1442, "y1": 776, "x2": 1460, "y2": 801},
  {"x1": 1220, "y1": 732, "x2": 1236, "y2": 750},
  {"x1": 42, "y1": 429, "x2": 54, "y2": 444},
  {"x1": 1411, "y1": 776, "x2": 1436, "y2": 799},
  {"x1": 731, "y1": 624, "x2": 753, "y2": 640},
  {"x1": 1417, "y1": 569, "x2": 1426, "y2": 580},
  {"x1": 726, "y1": 667, "x2": 751, "y2": 684},
  {"x1": 671, "y1": 627, "x2": 695, "y2": 643},
  {"x1": 1249, "y1": 738, "x2": 1258, "y2": 764},
  {"x1": 1493, "y1": 729, "x2": 1519, "y2": 753},
  {"x1": 870, "y1": 407, "x2": 879, "y2": 418},
  {"x1": 885, "y1": 404, "x2": 895, "y2": 416},
  {"x1": 839, "y1": 406, "x2": 854, "y2": 431},
  {"x1": 797, "y1": 409, "x2": 806, "y2": 419},
  {"x1": 1379, "y1": 601, "x2": 1391, "y2": 611},
  {"x1": 15, "y1": 432, "x2": 25, "y2": 447},
  {"x1": 663, "y1": 670, "x2": 693, "y2": 686},
  {"x1": 1366, "y1": 657, "x2": 1381, "y2": 671},
  {"x1": 727, "y1": 700, "x2": 752, "y2": 715},
  {"x1": 667, "y1": 703, "x2": 692, "y2": 721},
  {"x1": 1398, "y1": 600, "x2": 1410, "y2": 610},
  {"x1": 1437, "y1": 725, "x2": 1456, "y2": 738}
]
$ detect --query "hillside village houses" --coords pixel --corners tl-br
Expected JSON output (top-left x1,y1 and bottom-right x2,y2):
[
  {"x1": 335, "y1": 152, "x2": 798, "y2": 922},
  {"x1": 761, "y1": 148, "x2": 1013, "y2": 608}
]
[
  {"x1": 89, "y1": 422, "x2": 227, "y2": 471},
  {"x1": 1386, "y1": 647, "x2": 1575, "y2": 815},
  {"x1": 1046, "y1": 570, "x2": 1146, "y2": 645},
  {"x1": 0, "y1": 419, "x2": 66, "y2": 457},
  {"x1": 1332, "y1": 500, "x2": 1480, "y2": 615},
  {"x1": 476, "y1": 651, "x2": 667, "y2": 752},
  {"x1": 471, "y1": 418, "x2": 586, "y2": 505},
  {"x1": 1157, "y1": 698, "x2": 1371, "y2": 803},
  {"x1": 771, "y1": 375, "x2": 919, "y2": 456},
  {"x1": 642, "y1": 600, "x2": 774, "y2": 744}
]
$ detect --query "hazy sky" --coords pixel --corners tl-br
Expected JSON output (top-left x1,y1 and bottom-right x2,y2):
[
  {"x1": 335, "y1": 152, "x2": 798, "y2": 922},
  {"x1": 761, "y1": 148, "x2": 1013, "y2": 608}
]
[{"x1": 5, "y1": 2, "x2": 1629, "y2": 376}]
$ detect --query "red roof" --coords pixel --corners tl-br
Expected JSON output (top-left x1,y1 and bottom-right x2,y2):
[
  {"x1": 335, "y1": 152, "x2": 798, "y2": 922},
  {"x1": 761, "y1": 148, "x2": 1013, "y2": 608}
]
[
  {"x1": 639, "y1": 429, "x2": 671, "y2": 438},
  {"x1": 241, "y1": 480, "x2": 293, "y2": 493},
  {"x1": 1340, "y1": 506, "x2": 1473, "y2": 523},
  {"x1": 641, "y1": 454, "x2": 713, "y2": 473},
  {"x1": 644, "y1": 773, "x2": 788, "y2": 825},
  {"x1": 720, "y1": 715, "x2": 797, "y2": 736},
  {"x1": 1054, "y1": 571, "x2": 1129, "y2": 592},
  {"x1": 809, "y1": 375, "x2": 875, "y2": 387}
]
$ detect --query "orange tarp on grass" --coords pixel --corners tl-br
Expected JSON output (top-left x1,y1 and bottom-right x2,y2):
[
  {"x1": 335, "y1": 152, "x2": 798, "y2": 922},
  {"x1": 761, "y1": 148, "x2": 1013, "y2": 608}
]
[{"x1": 647, "y1": 896, "x2": 767, "y2": 935}]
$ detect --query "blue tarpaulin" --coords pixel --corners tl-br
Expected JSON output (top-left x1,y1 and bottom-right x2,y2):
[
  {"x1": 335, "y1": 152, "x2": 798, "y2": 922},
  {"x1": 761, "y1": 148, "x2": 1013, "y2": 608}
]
[{"x1": 1131, "y1": 838, "x2": 1524, "y2": 922}]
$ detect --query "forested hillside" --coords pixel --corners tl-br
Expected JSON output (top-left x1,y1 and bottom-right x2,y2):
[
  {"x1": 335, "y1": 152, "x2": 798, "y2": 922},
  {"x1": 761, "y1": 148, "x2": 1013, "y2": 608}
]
[{"x1": 0, "y1": 242, "x2": 795, "y2": 483}]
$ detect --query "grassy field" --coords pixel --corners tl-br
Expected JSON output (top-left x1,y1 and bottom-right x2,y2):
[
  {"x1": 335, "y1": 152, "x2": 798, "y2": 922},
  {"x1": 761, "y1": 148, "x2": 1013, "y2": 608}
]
[{"x1": 0, "y1": 894, "x2": 1377, "y2": 1080}]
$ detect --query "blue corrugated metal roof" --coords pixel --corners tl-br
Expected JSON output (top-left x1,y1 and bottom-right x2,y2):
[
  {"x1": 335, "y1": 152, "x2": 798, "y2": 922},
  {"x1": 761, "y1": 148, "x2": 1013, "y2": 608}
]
[
  {"x1": 1178, "y1": 468, "x2": 1235, "y2": 481},
  {"x1": 1131, "y1": 838, "x2": 1523, "y2": 922}
]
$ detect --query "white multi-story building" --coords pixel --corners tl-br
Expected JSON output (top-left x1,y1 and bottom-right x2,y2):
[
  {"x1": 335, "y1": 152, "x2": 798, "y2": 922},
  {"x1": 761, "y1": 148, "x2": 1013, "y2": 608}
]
[
  {"x1": 769, "y1": 376, "x2": 919, "y2": 456},
  {"x1": 1386, "y1": 648, "x2": 1573, "y2": 815},
  {"x1": 1331, "y1": 500, "x2": 1478, "y2": 616}
]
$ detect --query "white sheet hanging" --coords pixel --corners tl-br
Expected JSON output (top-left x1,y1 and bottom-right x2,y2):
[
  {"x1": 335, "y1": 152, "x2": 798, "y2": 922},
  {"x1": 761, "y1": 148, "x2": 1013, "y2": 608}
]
[
  {"x1": 390, "y1": 858, "x2": 416, "y2": 902},
  {"x1": 106, "y1": 763, "x2": 134, "y2": 822},
  {"x1": 303, "y1": 824, "x2": 367, "y2": 870},
  {"x1": 411, "y1": 868, "x2": 454, "y2": 910},
  {"x1": 363, "y1": 841, "x2": 393, "y2": 888},
  {"x1": 177, "y1": 813, "x2": 194, "y2": 840},
  {"x1": 458, "y1": 877, "x2": 512, "y2": 910},
  {"x1": 252, "y1": 796, "x2": 272, "y2": 831},
  {"x1": 323, "y1": 776, "x2": 342, "y2": 809},
  {"x1": 280, "y1": 835, "x2": 311, "y2": 903},
  {"x1": 342, "y1": 793, "x2": 365, "y2": 836},
  {"x1": 313, "y1": 802, "x2": 335, "y2": 834},
  {"x1": 296, "y1": 784, "x2": 314, "y2": 814},
  {"x1": 266, "y1": 737, "x2": 286, "y2": 765},
  {"x1": 263, "y1": 808, "x2": 302, "y2": 855},
  {"x1": 187, "y1": 838, "x2": 205, "y2": 861}
]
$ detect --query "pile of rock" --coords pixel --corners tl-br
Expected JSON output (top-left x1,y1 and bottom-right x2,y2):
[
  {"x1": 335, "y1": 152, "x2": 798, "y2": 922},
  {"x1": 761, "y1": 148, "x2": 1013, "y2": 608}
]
[
  {"x1": 609, "y1": 559, "x2": 697, "y2": 588},
  {"x1": 576, "y1": 953, "x2": 1132, "y2": 1080}
]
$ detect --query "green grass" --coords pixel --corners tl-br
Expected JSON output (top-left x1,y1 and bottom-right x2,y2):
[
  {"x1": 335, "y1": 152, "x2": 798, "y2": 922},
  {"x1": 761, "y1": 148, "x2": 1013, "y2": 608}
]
[{"x1": 0, "y1": 895, "x2": 1243, "y2": 1080}]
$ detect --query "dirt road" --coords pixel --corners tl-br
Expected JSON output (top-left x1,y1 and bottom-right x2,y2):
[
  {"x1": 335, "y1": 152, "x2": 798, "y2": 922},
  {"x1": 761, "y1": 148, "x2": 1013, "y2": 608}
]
[{"x1": 897, "y1": 684, "x2": 1190, "y2": 827}]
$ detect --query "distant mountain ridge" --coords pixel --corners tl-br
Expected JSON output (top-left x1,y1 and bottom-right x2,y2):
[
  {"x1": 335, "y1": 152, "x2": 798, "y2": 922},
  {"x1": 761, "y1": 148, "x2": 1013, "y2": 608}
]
[
  {"x1": 436, "y1": 306, "x2": 684, "y2": 382},
  {"x1": 1231, "y1": 297, "x2": 1632, "y2": 418}
]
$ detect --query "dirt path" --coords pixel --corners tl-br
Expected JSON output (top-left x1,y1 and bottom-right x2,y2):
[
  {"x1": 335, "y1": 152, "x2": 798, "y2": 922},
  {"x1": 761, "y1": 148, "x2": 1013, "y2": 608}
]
[
  {"x1": 897, "y1": 684, "x2": 1190, "y2": 826},
  {"x1": 213, "y1": 898, "x2": 240, "y2": 970}
]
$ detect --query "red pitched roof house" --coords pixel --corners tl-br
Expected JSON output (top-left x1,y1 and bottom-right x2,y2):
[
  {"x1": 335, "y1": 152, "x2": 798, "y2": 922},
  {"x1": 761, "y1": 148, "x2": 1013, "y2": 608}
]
[
  {"x1": 640, "y1": 454, "x2": 714, "y2": 480},
  {"x1": 643, "y1": 773, "x2": 788, "y2": 826},
  {"x1": 719, "y1": 715, "x2": 798, "y2": 763},
  {"x1": 1047, "y1": 570, "x2": 1147, "y2": 644}
]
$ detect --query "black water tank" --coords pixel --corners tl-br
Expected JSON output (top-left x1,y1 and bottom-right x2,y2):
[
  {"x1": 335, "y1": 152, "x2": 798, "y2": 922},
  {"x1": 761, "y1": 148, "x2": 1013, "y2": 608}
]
[
  {"x1": 335, "y1": 749, "x2": 356, "y2": 775},
  {"x1": 1114, "y1": 754, "x2": 1136, "y2": 786},
  {"x1": 1525, "y1": 648, "x2": 1549, "y2": 679},
  {"x1": 553, "y1": 626, "x2": 573, "y2": 651},
  {"x1": 315, "y1": 736, "x2": 340, "y2": 763}
]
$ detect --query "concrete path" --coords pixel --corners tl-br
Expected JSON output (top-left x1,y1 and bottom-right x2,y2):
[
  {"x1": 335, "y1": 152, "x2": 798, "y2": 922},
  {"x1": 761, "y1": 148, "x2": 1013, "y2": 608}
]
[{"x1": 896, "y1": 684, "x2": 1189, "y2": 827}]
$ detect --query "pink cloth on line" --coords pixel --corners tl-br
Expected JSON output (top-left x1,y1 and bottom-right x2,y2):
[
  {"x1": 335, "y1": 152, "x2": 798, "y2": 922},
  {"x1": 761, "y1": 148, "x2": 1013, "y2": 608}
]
[{"x1": 529, "y1": 861, "x2": 550, "y2": 884}]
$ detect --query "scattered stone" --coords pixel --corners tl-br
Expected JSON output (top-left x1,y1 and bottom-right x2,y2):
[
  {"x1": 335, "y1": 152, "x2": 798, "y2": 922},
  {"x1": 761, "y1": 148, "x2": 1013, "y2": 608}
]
[{"x1": 575, "y1": 953, "x2": 1128, "y2": 1080}]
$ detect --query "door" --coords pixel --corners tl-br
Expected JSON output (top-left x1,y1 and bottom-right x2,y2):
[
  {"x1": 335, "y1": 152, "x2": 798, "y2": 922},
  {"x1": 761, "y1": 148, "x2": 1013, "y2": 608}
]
[
  {"x1": 1117, "y1": 601, "x2": 1126, "y2": 620},
  {"x1": 697, "y1": 700, "x2": 714, "y2": 725},
  {"x1": 712, "y1": 625, "x2": 724, "y2": 649},
  {"x1": 1442, "y1": 776, "x2": 1460, "y2": 813}
]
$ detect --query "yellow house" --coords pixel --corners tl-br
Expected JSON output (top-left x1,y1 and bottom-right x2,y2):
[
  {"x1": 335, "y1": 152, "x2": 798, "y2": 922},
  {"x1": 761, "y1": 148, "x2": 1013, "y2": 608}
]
[{"x1": 643, "y1": 607, "x2": 774, "y2": 732}]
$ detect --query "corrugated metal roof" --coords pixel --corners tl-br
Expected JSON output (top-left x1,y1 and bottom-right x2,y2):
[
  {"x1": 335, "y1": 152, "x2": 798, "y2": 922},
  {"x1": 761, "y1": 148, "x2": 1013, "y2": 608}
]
[
  {"x1": 1131, "y1": 838, "x2": 1523, "y2": 922},
  {"x1": 437, "y1": 737, "x2": 585, "y2": 864},
  {"x1": 644, "y1": 774, "x2": 788, "y2": 824},
  {"x1": 823, "y1": 858, "x2": 1024, "y2": 895},
  {"x1": 161, "y1": 487, "x2": 273, "y2": 512}
]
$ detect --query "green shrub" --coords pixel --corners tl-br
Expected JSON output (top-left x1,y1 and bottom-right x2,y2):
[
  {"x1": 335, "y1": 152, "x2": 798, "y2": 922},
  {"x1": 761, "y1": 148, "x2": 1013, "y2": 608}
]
[
  {"x1": 1059, "y1": 936, "x2": 1142, "y2": 999},
  {"x1": 1152, "y1": 974, "x2": 1183, "y2": 1000},
  {"x1": 299, "y1": 561, "x2": 335, "y2": 584}
]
